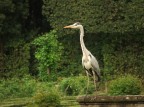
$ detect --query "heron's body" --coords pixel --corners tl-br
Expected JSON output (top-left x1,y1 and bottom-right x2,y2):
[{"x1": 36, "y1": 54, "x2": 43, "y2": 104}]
[
  {"x1": 64, "y1": 22, "x2": 101, "y2": 91},
  {"x1": 81, "y1": 43, "x2": 101, "y2": 82},
  {"x1": 82, "y1": 55, "x2": 92, "y2": 70},
  {"x1": 79, "y1": 23, "x2": 101, "y2": 82}
]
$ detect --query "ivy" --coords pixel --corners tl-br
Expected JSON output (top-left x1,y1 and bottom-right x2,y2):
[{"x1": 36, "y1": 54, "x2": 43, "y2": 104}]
[{"x1": 32, "y1": 30, "x2": 63, "y2": 81}]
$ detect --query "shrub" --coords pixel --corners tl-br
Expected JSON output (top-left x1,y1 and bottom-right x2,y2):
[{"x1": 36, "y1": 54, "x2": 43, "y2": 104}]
[
  {"x1": 18, "y1": 75, "x2": 37, "y2": 97},
  {"x1": 0, "y1": 75, "x2": 36, "y2": 100},
  {"x1": 32, "y1": 84, "x2": 61, "y2": 107},
  {"x1": 60, "y1": 76, "x2": 95, "y2": 95},
  {"x1": 32, "y1": 30, "x2": 63, "y2": 81},
  {"x1": 108, "y1": 75, "x2": 142, "y2": 95}
]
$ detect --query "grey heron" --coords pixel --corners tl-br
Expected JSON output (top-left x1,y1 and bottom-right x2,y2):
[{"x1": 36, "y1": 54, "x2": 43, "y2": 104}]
[{"x1": 64, "y1": 22, "x2": 101, "y2": 92}]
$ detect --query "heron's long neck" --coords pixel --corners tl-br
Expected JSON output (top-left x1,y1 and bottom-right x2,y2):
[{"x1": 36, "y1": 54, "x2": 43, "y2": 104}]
[{"x1": 80, "y1": 27, "x2": 88, "y2": 56}]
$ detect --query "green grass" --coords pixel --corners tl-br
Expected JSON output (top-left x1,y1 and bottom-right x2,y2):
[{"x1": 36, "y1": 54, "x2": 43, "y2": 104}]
[
  {"x1": 0, "y1": 96, "x2": 80, "y2": 107},
  {"x1": 0, "y1": 97, "x2": 32, "y2": 107},
  {"x1": 61, "y1": 96, "x2": 80, "y2": 107}
]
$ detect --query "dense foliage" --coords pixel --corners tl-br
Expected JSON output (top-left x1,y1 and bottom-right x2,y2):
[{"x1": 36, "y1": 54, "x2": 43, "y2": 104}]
[
  {"x1": 108, "y1": 75, "x2": 142, "y2": 95},
  {"x1": 60, "y1": 76, "x2": 95, "y2": 95},
  {"x1": 0, "y1": 0, "x2": 30, "y2": 78},
  {"x1": 32, "y1": 30, "x2": 63, "y2": 81},
  {"x1": 0, "y1": 75, "x2": 36, "y2": 99},
  {"x1": 42, "y1": 0, "x2": 144, "y2": 80},
  {"x1": 32, "y1": 83, "x2": 61, "y2": 107},
  {"x1": 102, "y1": 33, "x2": 144, "y2": 80},
  {"x1": 0, "y1": 0, "x2": 143, "y2": 79},
  {"x1": 0, "y1": 0, "x2": 144, "y2": 101},
  {"x1": 43, "y1": 0, "x2": 144, "y2": 33}
]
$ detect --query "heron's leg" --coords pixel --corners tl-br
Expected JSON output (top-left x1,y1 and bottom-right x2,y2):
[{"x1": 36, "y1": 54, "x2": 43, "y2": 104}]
[
  {"x1": 92, "y1": 70, "x2": 97, "y2": 90},
  {"x1": 85, "y1": 70, "x2": 90, "y2": 94}
]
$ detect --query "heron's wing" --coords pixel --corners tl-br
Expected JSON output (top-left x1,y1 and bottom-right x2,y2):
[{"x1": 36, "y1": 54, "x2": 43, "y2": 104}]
[{"x1": 89, "y1": 53, "x2": 101, "y2": 77}]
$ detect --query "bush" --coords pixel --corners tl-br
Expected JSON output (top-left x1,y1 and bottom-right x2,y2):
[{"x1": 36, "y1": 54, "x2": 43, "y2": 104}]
[
  {"x1": 19, "y1": 75, "x2": 37, "y2": 97},
  {"x1": 32, "y1": 84, "x2": 61, "y2": 107},
  {"x1": 108, "y1": 75, "x2": 142, "y2": 95},
  {"x1": 60, "y1": 76, "x2": 95, "y2": 95},
  {"x1": 32, "y1": 30, "x2": 63, "y2": 81},
  {"x1": 0, "y1": 75, "x2": 36, "y2": 100}
]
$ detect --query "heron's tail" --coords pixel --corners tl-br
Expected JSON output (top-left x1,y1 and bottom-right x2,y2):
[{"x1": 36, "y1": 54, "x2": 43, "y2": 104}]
[
  {"x1": 97, "y1": 74, "x2": 101, "y2": 82},
  {"x1": 95, "y1": 70, "x2": 101, "y2": 82}
]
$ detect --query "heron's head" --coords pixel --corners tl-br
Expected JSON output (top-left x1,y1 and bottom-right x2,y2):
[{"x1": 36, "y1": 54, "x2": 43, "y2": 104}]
[{"x1": 64, "y1": 22, "x2": 82, "y2": 29}]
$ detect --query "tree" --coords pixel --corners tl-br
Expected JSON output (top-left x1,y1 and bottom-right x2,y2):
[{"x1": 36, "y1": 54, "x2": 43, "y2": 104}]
[
  {"x1": 43, "y1": 0, "x2": 144, "y2": 33},
  {"x1": 0, "y1": 0, "x2": 30, "y2": 78},
  {"x1": 32, "y1": 30, "x2": 63, "y2": 81}
]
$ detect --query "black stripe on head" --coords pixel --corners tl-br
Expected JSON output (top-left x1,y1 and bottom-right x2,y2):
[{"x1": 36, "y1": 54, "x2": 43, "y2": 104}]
[{"x1": 73, "y1": 22, "x2": 81, "y2": 26}]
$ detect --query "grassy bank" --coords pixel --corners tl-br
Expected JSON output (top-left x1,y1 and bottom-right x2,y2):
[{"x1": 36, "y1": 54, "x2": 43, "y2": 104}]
[{"x1": 0, "y1": 96, "x2": 79, "y2": 107}]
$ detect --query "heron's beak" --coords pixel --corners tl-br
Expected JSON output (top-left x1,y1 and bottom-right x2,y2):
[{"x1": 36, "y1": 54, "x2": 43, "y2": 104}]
[{"x1": 64, "y1": 25, "x2": 74, "y2": 28}]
